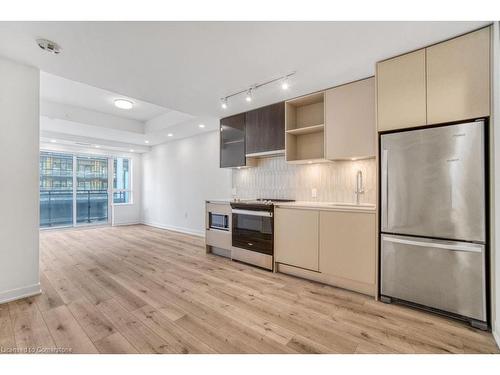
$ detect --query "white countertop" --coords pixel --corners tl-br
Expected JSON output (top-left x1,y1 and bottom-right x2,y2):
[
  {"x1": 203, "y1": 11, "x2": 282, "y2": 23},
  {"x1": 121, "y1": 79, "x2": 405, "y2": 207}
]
[
  {"x1": 274, "y1": 201, "x2": 376, "y2": 213},
  {"x1": 207, "y1": 199, "x2": 376, "y2": 212},
  {"x1": 206, "y1": 199, "x2": 233, "y2": 204}
]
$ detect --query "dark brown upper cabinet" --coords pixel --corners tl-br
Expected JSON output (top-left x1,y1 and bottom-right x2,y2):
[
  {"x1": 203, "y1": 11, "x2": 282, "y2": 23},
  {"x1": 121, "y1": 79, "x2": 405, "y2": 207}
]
[
  {"x1": 220, "y1": 113, "x2": 246, "y2": 168},
  {"x1": 245, "y1": 102, "x2": 285, "y2": 156}
]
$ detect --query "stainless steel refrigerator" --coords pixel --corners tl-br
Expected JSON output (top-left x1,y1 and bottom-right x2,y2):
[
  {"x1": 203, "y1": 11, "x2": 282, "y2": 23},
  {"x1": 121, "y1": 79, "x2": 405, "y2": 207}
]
[{"x1": 380, "y1": 119, "x2": 487, "y2": 330}]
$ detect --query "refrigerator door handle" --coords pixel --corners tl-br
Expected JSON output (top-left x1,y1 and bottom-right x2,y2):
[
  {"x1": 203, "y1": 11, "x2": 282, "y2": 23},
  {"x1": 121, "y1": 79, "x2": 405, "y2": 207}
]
[
  {"x1": 381, "y1": 149, "x2": 388, "y2": 230},
  {"x1": 383, "y1": 235, "x2": 483, "y2": 253}
]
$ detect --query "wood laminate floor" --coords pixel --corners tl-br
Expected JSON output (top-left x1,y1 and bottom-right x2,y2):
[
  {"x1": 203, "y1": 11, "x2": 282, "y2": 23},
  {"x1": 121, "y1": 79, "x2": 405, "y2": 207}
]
[{"x1": 0, "y1": 225, "x2": 498, "y2": 354}]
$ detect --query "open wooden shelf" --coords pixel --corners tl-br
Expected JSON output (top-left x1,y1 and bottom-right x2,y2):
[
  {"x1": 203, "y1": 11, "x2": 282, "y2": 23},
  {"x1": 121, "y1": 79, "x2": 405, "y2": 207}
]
[
  {"x1": 285, "y1": 132, "x2": 324, "y2": 162},
  {"x1": 285, "y1": 124, "x2": 324, "y2": 136},
  {"x1": 285, "y1": 92, "x2": 325, "y2": 163}
]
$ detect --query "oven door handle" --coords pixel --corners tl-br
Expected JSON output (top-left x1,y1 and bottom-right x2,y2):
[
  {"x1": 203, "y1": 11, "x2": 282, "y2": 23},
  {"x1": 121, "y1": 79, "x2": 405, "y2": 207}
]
[{"x1": 232, "y1": 209, "x2": 273, "y2": 217}]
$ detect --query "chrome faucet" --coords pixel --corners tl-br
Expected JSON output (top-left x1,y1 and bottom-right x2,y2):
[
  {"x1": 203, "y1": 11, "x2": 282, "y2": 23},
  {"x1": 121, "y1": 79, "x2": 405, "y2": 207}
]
[{"x1": 355, "y1": 170, "x2": 365, "y2": 205}]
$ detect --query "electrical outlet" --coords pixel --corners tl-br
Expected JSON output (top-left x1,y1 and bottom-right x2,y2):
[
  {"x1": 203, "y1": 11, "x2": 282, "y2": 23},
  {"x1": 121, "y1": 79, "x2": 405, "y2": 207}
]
[{"x1": 311, "y1": 188, "x2": 317, "y2": 198}]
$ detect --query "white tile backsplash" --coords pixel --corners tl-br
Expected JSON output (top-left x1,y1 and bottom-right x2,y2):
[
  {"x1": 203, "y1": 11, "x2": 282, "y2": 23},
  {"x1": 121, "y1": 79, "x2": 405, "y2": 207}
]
[{"x1": 232, "y1": 156, "x2": 376, "y2": 204}]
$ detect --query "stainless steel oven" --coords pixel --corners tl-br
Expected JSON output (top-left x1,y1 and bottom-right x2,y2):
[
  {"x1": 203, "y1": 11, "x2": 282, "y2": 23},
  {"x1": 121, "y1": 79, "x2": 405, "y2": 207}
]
[
  {"x1": 230, "y1": 199, "x2": 293, "y2": 270},
  {"x1": 232, "y1": 208, "x2": 273, "y2": 256}
]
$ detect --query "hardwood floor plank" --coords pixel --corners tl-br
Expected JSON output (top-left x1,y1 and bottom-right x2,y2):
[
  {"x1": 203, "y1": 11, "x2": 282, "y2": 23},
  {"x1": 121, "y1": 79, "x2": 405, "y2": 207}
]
[
  {"x1": 94, "y1": 332, "x2": 138, "y2": 354},
  {"x1": 132, "y1": 305, "x2": 216, "y2": 354},
  {"x1": 8, "y1": 297, "x2": 39, "y2": 318},
  {"x1": 35, "y1": 273, "x2": 65, "y2": 312},
  {"x1": 43, "y1": 269, "x2": 82, "y2": 305},
  {"x1": 67, "y1": 299, "x2": 116, "y2": 342},
  {"x1": 42, "y1": 305, "x2": 98, "y2": 354},
  {"x1": 0, "y1": 306, "x2": 16, "y2": 352},
  {"x1": 60, "y1": 265, "x2": 112, "y2": 306},
  {"x1": 96, "y1": 299, "x2": 172, "y2": 354},
  {"x1": 77, "y1": 267, "x2": 148, "y2": 312},
  {"x1": 11, "y1": 308, "x2": 56, "y2": 352}
]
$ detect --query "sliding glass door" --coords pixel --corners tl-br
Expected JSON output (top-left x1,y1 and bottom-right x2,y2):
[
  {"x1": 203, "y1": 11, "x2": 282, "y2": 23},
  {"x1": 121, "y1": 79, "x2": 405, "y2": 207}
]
[
  {"x1": 76, "y1": 156, "x2": 109, "y2": 225},
  {"x1": 40, "y1": 152, "x2": 110, "y2": 228},
  {"x1": 40, "y1": 152, "x2": 74, "y2": 228}
]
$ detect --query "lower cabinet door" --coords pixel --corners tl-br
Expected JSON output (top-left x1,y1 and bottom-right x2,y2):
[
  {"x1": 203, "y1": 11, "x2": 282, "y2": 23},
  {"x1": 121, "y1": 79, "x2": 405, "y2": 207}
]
[
  {"x1": 319, "y1": 211, "x2": 376, "y2": 285},
  {"x1": 275, "y1": 208, "x2": 319, "y2": 271}
]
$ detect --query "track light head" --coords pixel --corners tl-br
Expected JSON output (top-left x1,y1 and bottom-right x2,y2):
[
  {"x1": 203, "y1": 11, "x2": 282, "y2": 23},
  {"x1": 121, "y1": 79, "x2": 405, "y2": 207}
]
[
  {"x1": 281, "y1": 77, "x2": 289, "y2": 90},
  {"x1": 245, "y1": 88, "x2": 253, "y2": 102},
  {"x1": 221, "y1": 98, "x2": 228, "y2": 109}
]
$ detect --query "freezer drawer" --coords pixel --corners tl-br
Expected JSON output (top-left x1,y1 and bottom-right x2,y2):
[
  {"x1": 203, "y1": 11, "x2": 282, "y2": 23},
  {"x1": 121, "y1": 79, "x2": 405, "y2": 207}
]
[
  {"x1": 381, "y1": 120, "x2": 485, "y2": 242},
  {"x1": 381, "y1": 234, "x2": 486, "y2": 322}
]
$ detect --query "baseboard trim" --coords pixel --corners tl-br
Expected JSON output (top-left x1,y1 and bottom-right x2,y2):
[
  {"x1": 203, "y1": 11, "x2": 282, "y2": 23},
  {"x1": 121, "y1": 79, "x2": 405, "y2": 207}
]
[
  {"x1": 112, "y1": 221, "x2": 142, "y2": 227},
  {"x1": 494, "y1": 327, "x2": 500, "y2": 349},
  {"x1": 142, "y1": 221, "x2": 204, "y2": 238},
  {"x1": 0, "y1": 283, "x2": 41, "y2": 305}
]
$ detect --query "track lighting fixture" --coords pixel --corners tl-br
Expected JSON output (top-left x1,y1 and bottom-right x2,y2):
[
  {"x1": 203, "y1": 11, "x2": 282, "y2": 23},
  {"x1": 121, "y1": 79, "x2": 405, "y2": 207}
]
[{"x1": 219, "y1": 71, "x2": 295, "y2": 109}]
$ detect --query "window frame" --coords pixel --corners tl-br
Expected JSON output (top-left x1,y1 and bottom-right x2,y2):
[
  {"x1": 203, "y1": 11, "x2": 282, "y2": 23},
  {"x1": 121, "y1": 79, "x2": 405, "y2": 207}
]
[{"x1": 112, "y1": 157, "x2": 133, "y2": 206}]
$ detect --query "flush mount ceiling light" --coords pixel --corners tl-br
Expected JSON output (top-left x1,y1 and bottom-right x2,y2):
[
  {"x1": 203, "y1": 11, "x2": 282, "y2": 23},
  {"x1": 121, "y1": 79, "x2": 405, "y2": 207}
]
[
  {"x1": 198, "y1": 124, "x2": 205, "y2": 128},
  {"x1": 94, "y1": 145, "x2": 100, "y2": 148},
  {"x1": 114, "y1": 99, "x2": 134, "y2": 110},
  {"x1": 220, "y1": 72, "x2": 295, "y2": 109},
  {"x1": 167, "y1": 133, "x2": 173, "y2": 137},
  {"x1": 50, "y1": 139, "x2": 57, "y2": 143},
  {"x1": 129, "y1": 149, "x2": 135, "y2": 152},
  {"x1": 36, "y1": 39, "x2": 62, "y2": 54},
  {"x1": 144, "y1": 140, "x2": 150, "y2": 144}
]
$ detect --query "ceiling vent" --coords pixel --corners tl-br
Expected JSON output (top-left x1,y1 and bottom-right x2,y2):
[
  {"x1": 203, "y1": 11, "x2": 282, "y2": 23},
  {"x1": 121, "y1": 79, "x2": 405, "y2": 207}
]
[{"x1": 36, "y1": 39, "x2": 62, "y2": 54}]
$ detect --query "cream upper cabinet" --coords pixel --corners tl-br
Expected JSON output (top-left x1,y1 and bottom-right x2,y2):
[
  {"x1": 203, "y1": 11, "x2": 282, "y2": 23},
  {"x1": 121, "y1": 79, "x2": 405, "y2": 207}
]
[
  {"x1": 426, "y1": 27, "x2": 491, "y2": 124},
  {"x1": 325, "y1": 77, "x2": 376, "y2": 160},
  {"x1": 376, "y1": 49, "x2": 427, "y2": 132},
  {"x1": 319, "y1": 210, "x2": 376, "y2": 286},
  {"x1": 275, "y1": 208, "x2": 319, "y2": 271}
]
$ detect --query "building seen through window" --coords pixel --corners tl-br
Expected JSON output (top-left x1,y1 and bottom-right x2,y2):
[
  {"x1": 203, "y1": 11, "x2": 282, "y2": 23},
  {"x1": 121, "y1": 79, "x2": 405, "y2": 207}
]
[{"x1": 40, "y1": 151, "x2": 131, "y2": 228}]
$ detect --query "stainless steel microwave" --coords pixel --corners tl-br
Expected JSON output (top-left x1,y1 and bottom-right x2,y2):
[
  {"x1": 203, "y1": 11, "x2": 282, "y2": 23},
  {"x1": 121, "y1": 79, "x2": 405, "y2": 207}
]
[{"x1": 209, "y1": 212, "x2": 229, "y2": 231}]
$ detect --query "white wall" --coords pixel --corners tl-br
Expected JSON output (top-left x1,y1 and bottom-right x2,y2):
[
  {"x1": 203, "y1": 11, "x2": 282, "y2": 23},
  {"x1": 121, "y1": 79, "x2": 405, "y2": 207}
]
[
  {"x1": 0, "y1": 57, "x2": 40, "y2": 303},
  {"x1": 492, "y1": 21, "x2": 500, "y2": 347},
  {"x1": 40, "y1": 142, "x2": 143, "y2": 226},
  {"x1": 113, "y1": 152, "x2": 142, "y2": 226},
  {"x1": 142, "y1": 131, "x2": 232, "y2": 236}
]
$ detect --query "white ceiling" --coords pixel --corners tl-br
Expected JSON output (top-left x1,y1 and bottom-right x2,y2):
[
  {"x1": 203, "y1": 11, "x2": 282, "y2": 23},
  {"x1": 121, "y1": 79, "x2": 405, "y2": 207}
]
[
  {"x1": 0, "y1": 21, "x2": 491, "y2": 151},
  {"x1": 38, "y1": 73, "x2": 204, "y2": 152},
  {"x1": 41, "y1": 72, "x2": 169, "y2": 122}
]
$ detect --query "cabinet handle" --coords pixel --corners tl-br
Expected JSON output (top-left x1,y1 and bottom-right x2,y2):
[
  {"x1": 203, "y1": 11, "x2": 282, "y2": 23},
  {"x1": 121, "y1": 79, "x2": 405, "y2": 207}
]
[{"x1": 383, "y1": 235, "x2": 483, "y2": 253}]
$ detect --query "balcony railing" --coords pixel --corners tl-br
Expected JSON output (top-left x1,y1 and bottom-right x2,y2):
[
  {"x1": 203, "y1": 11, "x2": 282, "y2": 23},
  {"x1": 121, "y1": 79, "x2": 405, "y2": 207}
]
[{"x1": 40, "y1": 189, "x2": 109, "y2": 228}]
